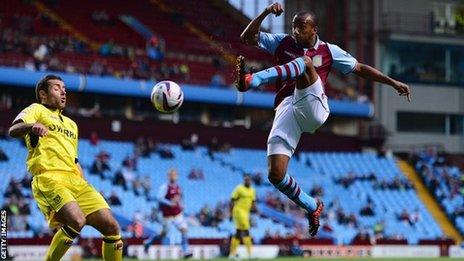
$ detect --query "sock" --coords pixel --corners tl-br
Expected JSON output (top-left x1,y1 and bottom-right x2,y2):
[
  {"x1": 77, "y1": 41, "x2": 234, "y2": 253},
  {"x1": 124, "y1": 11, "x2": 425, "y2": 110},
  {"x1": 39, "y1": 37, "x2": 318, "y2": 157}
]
[
  {"x1": 102, "y1": 234, "x2": 123, "y2": 261},
  {"x1": 181, "y1": 234, "x2": 190, "y2": 254},
  {"x1": 272, "y1": 174, "x2": 317, "y2": 212},
  {"x1": 46, "y1": 225, "x2": 79, "y2": 261},
  {"x1": 145, "y1": 234, "x2": 162, "y2": 246},
  {"x1": 243, "y1": 236, "x2": 253, "y2": 258},
  {"x1": 249, "y1": 57, "x2": 306, "y2": 89},
  {"x1": 229, "y1": 236, "x2": 240, "y2": 256}
]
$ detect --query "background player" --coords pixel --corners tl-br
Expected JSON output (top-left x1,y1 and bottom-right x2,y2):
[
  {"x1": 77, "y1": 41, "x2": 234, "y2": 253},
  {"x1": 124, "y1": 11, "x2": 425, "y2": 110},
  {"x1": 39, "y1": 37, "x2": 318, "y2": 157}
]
[
  {"x1": 8, "y1": 75, "x2": 123, "y2": 260},
  {"x1": 237, "y1": 3, "x2": 411, "y2": 237},
  {"x1": 144, "y1": 168, "x2": 193, "y2": 258},
  {"x1": 229, "y1": 174, "x2": 256, "y2": 259}
]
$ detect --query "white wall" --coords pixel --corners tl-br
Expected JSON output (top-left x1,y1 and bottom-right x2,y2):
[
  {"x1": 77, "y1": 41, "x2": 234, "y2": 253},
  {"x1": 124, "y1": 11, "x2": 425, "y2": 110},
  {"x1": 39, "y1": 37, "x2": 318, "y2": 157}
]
[{"x1": 375, "y1": 83, "x2": 464, "y2": 152}]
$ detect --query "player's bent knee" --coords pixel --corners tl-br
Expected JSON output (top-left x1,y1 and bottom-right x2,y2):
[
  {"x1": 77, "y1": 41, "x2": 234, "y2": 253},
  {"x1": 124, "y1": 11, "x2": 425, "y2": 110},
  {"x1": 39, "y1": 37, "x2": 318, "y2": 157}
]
[
  {"x1": 104, "y1": 219, "x2": 121, "y2": 236},
  {"x1": 68, "y1": 216, "x2": 86, "y2": 231},
  {"x1": 268, "y1": 165, "x2": 285, "y2": 184},
  {"x1": 268, "y1": 173, "x2": 283, "y2": 185}
]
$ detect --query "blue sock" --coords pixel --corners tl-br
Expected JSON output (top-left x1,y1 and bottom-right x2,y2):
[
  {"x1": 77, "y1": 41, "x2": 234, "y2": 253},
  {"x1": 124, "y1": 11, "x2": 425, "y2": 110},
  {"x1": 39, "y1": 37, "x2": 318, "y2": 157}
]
[
  {"x1": 272, "y1": 174, "x2": 317, "y2": 212},
  {"x1": 145, "y1": 234, "x2": 162, "y2": 245},
  {"x1": 181, "y1": 234, "x2": 190, "y2": 254},
  {"x1": 249, "y1": 57, "x2": 306, "y2": 89}
]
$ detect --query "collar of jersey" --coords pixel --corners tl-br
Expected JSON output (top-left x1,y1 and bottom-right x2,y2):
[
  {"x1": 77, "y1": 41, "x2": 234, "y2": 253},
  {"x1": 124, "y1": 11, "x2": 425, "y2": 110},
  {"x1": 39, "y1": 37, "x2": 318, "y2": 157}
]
[
  {"x1": 310, "y1": 35, "x2": 321, "y2": 50},
  {"x1": 40, "y1": 103, "x2": 62, "y2": 114}
]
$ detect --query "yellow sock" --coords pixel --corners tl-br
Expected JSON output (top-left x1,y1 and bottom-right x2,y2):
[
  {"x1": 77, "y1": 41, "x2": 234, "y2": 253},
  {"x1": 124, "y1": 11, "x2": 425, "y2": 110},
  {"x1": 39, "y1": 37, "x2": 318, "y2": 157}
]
[
  {"x1": 46, "y1": 226, "x2": 79, "y2": 261},
  {"x1": 102, "y1": 234, "x2": 123, "y2": 261},
  {"x1": 243, "y1": 236, "x2": 253, "y2": 258},
  {"x1": 229, "y1": 236, "x2": 240, "y2": 256}
]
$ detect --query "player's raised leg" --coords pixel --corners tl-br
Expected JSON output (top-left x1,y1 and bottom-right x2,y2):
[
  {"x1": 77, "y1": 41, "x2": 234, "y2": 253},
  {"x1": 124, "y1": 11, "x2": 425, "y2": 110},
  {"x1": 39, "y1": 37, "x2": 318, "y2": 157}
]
[
  {"x1": 86, "y1": 209, "x2": 123, "y2": 261},
  {"x1": 235, "y1": 55, "x2": 311, "y2": 92},
  {"x1": 46, "y1": 202, "x2": 86, "y2": 261}
]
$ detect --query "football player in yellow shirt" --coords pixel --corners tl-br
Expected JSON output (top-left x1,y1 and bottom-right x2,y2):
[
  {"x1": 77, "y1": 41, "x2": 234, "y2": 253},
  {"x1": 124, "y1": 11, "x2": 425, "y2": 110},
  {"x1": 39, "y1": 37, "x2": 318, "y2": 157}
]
[
  {"x1": 229, "y1": 174, "x2": 256, "y2": 259},
  {"x1": 9, "y1": 75, "x2": 123, "y2": 261}
]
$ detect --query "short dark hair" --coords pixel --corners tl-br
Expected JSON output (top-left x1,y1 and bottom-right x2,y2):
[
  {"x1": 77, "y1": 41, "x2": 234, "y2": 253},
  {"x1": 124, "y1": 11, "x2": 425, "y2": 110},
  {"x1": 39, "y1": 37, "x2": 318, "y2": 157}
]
[
  {"x1": 35, "y1": 74, "x2": 62, "y2": 103},
  {"x1": 295, "y1": 10, "x2": 319, "y2": 27}
]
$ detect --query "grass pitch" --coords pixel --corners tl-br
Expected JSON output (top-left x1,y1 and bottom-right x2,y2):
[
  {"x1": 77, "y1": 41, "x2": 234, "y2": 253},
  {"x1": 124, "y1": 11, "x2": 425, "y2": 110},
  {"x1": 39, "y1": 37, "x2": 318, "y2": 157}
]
[{"x1": 84, "y1": 257, "x2": 459, "y2": 261}]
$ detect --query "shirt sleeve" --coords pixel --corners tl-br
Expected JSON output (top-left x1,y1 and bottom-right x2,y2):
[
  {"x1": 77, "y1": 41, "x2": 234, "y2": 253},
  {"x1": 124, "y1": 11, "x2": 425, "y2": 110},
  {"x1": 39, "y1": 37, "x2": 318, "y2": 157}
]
[
  {"x1": 251, "y1": 189, "x2": 256, "y2": 201},
  {"x1": 258, "y1": 32, "x2": 288, "y2": 55},
  {"x1": 157, "y1": 184, "x2": 172, "y2": 206},
  {"x1": 231, "y1": 186, "x2": 240, "y2": 200},
  {"x1": 12, "y1": 103, "x2": 41, "y2": 125},
  {"x1": 327, "y1": 43, "x2": 358, "y2": 74}
]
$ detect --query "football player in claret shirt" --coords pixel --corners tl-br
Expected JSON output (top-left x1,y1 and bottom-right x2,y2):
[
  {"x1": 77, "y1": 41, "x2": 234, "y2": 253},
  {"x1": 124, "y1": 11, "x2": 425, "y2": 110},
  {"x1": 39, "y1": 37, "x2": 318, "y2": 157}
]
[
  {"x1": 236, "y1": 3, "x2": 411, "y2": 236},
  {"x1": 144, "y1": 169, "x2": 193, "y2": 258},
  {"x1": 9, "y1": 74, "x2": 123, "y2": 260}
]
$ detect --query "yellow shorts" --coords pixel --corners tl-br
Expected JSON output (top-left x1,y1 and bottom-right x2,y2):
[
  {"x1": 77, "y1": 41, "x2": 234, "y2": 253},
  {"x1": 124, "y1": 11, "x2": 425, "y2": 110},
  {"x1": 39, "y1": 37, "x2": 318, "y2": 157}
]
[
  {"x1": 232, "y1": 209, "x2": 250, "y2": 230},
  {"x1": 32, "y1": 171, "x2": 110, "y2": 228}
]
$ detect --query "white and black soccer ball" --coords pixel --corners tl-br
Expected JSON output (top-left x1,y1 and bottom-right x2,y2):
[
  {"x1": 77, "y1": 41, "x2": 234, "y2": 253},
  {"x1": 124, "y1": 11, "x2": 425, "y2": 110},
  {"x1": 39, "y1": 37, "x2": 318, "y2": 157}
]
[{"x1": 150, "y1": 80, "x2": 184, "y2": 113}]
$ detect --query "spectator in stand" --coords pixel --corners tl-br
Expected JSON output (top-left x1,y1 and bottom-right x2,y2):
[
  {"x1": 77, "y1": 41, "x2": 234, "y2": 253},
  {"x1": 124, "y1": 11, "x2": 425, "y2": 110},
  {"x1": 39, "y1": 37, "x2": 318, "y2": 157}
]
[
  {"x1": 146, "y1": 35, "x2": 165, "y2": 62},
  {"x1": 398, "y1": 208, "x2": 411, "y2": 223},
  {"x1": 181, "y1": 133, "x2": 198, "y2": 150},
  {"x1": 158, "y1": 145, "x2": 174, "y2": 159},
  {"x1": 360, "y1": 202, "x2": 375, "y2": 216},
  {"x1": 410, "y1": 208, "x2": 421, "y2": 225},
  {"x1": 90, "y1": 151, "x2": 111, "y2": 178},
  {"x1": 90, "y1": 131, "x2": 99, "y2": 146},
  {"x1": 310, "y1": 185, "x2": 324, "y2": 198},
  {"x1": 252, "y1": 172, "x2": 263, "y2": 186},
  {"x1": 373, "y1": 220, "x2": 385, "y2": 240},
  {"x1": 108, "y1": 191, "x2": 122, "y2": 206},
  {"x1": 179, "y1": 63, "x2": 190, "y2": 81},
  {"x1": 188, "y1": 167, "x2": 204, "y2": 180},
  {"x1": 122, "y1": 154, "x2": 138, "y2": 170},
  {"x1": 0, "y1": 148, "x2": 8, "y2": 161},
  {"x1": 210, "y1": 72, "x2": 226, "y2": 87},
  {"x1": 127, "y1": 211, "x2": 145, "y2": 238}
]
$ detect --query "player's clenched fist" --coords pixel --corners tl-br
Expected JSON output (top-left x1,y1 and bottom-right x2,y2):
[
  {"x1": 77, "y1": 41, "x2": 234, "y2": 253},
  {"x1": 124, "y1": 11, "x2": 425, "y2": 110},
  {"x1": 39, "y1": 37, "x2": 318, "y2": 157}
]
[
  {"x1": 265, "y1": 2, "x2": 283, "y2": 16},
  {"x1": 31, "y1": 123, "x2": 48, "y2": 137}
]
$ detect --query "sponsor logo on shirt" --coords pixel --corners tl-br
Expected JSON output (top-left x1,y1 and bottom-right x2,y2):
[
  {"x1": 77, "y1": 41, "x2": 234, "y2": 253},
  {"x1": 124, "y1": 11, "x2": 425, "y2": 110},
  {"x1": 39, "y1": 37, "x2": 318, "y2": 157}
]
[{"x1": 48, "y1": 124, "x2": 77, "y2": 139}]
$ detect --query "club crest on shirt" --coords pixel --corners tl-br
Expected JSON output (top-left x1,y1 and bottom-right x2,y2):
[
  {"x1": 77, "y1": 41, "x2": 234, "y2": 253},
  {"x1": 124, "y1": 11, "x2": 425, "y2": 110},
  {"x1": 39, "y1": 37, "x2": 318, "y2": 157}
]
[{"x1": 312, "y1": 55, "x2": 323, "y2": 67}]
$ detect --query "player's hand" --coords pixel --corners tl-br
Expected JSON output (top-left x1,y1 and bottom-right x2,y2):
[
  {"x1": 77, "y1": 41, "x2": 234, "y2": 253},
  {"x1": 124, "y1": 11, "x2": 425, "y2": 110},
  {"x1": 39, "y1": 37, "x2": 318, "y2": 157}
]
[
  {"x1": 265, "y1": 2, "x2": 284, "y2": 16},
  {"x1": 393, "y1": 80, "x2": 411, "y2": 102},
  {"x1": 31, "y1": 123, "x2": 48, "y2": 137}
]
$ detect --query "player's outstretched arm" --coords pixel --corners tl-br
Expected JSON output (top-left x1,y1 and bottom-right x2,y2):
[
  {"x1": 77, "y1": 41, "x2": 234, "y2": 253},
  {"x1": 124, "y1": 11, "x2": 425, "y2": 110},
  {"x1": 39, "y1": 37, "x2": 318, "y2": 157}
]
[
  {"x1": 8, "y1": 122, "x2": 48, "y2": 138},
  {"x1": 240, "y1": 2, "x2": 283, "y2": 46},
  {"x1": 353, "y1": 63, "x2": 411, "y2": 102}
]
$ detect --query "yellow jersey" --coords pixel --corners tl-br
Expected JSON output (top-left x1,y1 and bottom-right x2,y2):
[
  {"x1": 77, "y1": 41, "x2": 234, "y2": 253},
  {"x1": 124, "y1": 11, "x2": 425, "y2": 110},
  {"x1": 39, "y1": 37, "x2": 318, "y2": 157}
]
[
  {"x1": 13, "y1": 103, "x2": 79, "y2": 176},
  {"x1": 231, "y1": 184, "x2": 256, "y2": 213}
]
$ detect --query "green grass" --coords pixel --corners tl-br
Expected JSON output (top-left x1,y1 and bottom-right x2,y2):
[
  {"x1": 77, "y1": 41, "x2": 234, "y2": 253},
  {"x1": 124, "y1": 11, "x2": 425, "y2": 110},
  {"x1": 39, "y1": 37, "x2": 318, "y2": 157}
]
[{"x1": 84, "y1": 257, "x2": 458, "y2": 261}]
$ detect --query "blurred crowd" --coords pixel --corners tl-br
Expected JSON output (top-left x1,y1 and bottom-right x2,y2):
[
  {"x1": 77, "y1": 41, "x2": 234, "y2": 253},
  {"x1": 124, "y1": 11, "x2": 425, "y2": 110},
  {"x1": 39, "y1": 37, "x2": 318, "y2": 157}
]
[
  {"x1": 410, "y1": 147, "x2": 464, "y2": 230},
  {"x1": 0, "y1": 7, "x2": 369, "y2": 102}
]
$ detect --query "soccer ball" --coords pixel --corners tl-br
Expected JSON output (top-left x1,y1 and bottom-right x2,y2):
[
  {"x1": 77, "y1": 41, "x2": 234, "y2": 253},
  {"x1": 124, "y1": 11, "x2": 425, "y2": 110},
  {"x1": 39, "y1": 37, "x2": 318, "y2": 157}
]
[{"x1": 150, "y1": 80, "x2": 184, "y2": 113}]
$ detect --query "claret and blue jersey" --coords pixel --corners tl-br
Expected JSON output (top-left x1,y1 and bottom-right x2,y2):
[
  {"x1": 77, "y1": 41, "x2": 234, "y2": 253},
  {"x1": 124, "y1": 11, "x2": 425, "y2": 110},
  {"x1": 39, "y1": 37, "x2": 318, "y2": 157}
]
[{"x1": 258, "y1": 32, "x2": 358, "y2": 107}]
